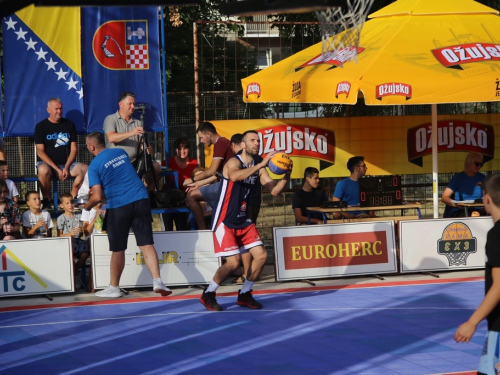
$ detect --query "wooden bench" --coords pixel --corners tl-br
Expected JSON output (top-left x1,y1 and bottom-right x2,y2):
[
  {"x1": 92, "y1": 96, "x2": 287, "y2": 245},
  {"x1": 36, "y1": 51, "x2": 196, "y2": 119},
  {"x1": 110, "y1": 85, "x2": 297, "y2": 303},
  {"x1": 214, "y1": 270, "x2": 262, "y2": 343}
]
[{"x1": 326, "y1": 215, "x2": 419, "y2": 224}]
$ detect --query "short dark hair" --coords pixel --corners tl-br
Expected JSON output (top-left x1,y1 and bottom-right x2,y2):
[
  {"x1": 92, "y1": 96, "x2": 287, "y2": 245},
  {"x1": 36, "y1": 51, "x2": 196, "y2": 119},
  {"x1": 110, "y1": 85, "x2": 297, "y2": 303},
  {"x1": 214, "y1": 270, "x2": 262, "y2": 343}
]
[
  {"x1": 484, "y1": 174, "x2": 500, "y2": 207},
  {"x1": 25, "y1": 190, "x2": 39, "y2": 202},
  {"x1": 231, "y1": 133, "x2": 243, "y2": 144},
  {"x1": 304, "y1": 167, "x2": 319, "y2": 179},
  {"x1": 87, "y1": 131, "x2": 105, "y2": 147},
  {"x1": 59, "y1": 193, "x2": 73, "y2": 203},
  {"x1": 119, "y1": 92, "x2": 135, "y2": 102},
  {"x1": 0, "y1": 179, "x2": 7, "y2": 192},
  {"x1": 197, "y1": 121, "x2": 217, "y2": 134},
  {"x1": 0, "y1": 161, "x2": 8, "y2": 167},
  {"x1": 173, "y1": 138, "x2": 190, "y2": 150},
  {"x1": 347, "y1": 156, "x2": 364, "y2": 173},
  {"x1": 242, "y1": 130, "x2": 258, "y2": 142}
]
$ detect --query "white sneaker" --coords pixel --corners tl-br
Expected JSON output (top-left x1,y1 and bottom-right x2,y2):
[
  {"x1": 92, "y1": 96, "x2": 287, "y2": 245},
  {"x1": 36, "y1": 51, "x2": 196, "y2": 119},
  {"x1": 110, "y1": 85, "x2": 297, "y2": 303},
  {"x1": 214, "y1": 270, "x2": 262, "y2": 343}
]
[
  {"x1": 153, "y1": 280, "x2": 172, "y2": 297},
  {"x1": 95, "y1": 285, "x2": 122, "y2": 298}
]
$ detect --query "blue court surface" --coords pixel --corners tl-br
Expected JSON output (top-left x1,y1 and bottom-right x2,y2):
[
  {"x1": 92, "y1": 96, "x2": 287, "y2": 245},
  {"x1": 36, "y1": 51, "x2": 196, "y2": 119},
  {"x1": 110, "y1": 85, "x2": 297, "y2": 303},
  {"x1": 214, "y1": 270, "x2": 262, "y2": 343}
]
[{"x1": 0, "y1": 277, "x2": 485, "y2": 375}]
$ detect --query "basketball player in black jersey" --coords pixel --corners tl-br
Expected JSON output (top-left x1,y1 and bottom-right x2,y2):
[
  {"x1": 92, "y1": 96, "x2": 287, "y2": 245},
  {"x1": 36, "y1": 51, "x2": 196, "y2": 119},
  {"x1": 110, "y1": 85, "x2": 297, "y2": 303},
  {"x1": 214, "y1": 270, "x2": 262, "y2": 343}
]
[{"x1": 200, "y1": 130, "x2": 292, "y2": 311}]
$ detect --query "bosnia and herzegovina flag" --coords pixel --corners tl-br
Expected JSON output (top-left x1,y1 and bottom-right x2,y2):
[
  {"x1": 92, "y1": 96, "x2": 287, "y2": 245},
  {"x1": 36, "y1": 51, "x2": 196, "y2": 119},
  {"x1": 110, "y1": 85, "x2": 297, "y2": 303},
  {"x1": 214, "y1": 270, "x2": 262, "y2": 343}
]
[
  {"x1": 82, "y1": 7, "x2": 164, "y2": 132},
  {"x1": 2, "y1": 6, "x2": 84, "y2": 136}
]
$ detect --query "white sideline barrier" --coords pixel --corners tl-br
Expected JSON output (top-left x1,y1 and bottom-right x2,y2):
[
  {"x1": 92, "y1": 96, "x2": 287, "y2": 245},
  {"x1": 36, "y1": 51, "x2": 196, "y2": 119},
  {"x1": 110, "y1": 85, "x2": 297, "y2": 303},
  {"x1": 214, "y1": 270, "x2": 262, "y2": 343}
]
[
  {"x1": 0, "y1": 237, "x2": 73, "y2": 298},
  {"x1": 273, "y1": 221, "x2": 397, "y2": 282},
  {"x1": 399, "y1": 217, "x2": 491, "y2": 273},
  {"x1": 91, "y1": 231, "x2": 219, "y2": 289}
]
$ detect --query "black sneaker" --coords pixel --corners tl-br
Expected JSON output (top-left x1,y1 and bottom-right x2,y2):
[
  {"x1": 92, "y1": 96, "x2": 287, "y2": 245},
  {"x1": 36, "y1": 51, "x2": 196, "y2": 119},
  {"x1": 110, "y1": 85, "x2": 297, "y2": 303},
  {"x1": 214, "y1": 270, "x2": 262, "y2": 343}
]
[
  {"x1": 199, "y1": 289, "x2": 223, "y2": 311},
  {"x1": 237, "y1": 290, "x2": 262, "y2": 309},
  {"x1": 42, "y1": 199, "x2": 53, "y2": 210}
]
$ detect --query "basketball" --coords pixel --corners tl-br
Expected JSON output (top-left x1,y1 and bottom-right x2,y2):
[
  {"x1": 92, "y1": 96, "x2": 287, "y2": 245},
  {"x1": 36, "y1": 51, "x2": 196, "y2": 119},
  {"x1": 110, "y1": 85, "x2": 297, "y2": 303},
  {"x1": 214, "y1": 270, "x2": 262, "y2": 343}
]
[{"x1": 268, "y1": 152, "x2": 292, "y2": 175}]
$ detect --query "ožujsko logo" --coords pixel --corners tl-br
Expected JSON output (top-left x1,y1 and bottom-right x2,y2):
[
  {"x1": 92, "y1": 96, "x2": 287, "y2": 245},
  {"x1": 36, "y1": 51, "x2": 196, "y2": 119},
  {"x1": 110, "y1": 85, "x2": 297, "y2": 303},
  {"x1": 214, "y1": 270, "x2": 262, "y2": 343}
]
[
  {"x1": 256, "y1": 125, "x2": 335, "y2": 167},
  {"x1": 376, "y1": 83, "x2": 412, "y2": 101},
  {"x1": 407, "y1": 120, "x2": 495, "y2": 167},
  {"x1": 93, "y1": 20, "x2": 149, "y2": 70},
  {"x1": 437, "y1": 222, "x2": 477, "y2": 266},
  {"x1": 0, "y1": 245, "x2": 47, "y2": 293},
  {"x1": 336, "y1": 81, "x2": 351, "y2": 98},
  {"x1": 295, "y1": 47, "x2": 365, "y2": 71},
  {"x1": 432, "y1": 43, "x2": 500, "y2": 69},
  {"x1": 245, "y1": 82, "x2": 261, "y2": 99}
]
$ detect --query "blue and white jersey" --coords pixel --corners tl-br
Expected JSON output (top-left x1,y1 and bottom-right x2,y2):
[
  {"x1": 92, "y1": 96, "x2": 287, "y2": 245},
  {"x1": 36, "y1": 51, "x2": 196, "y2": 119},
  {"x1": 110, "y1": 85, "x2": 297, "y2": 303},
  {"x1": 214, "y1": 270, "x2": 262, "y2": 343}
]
[{"x1": 211, "y1": 155, "x2": 260, "y2": 230}]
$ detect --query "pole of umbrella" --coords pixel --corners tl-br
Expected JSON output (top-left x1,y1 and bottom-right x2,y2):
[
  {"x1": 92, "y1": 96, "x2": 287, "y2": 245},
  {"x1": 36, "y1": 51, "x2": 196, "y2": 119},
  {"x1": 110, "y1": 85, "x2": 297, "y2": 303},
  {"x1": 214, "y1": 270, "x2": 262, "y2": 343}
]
[{"x1": 432, "y1": 104, "x2": 439, "y2": 219}]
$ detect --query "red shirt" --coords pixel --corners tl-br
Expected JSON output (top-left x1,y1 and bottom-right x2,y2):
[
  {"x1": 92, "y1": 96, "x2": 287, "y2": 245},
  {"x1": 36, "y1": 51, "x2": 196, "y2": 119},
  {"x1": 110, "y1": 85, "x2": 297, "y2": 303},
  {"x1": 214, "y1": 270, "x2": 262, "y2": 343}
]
[
  {"x1": 213, "y1": 137, "x2": 233, "y2": 170},
  {"x1": 164, "y1": 157, "x2": 198, "y2": 191}
]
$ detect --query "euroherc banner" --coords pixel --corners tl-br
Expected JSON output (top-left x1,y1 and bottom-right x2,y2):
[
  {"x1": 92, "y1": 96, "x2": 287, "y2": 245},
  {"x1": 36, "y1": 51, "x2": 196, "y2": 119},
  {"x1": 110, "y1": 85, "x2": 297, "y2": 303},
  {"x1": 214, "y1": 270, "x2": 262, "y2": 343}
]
[
  {"x1": 2, "y1": 6, "x2": 84, "y2": 136},
  {"x1": 82, "y1": 7, "x2": 164, "y2": 132}
]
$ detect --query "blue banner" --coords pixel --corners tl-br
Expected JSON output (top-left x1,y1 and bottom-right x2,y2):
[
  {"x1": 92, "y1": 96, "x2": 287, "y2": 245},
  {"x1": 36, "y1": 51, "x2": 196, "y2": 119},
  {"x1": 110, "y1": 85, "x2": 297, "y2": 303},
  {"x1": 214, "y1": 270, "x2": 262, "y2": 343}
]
[
  {"x1": 0, "y1": 48, "x2": 3, "y2": 134},
  {"x1": 82, "y1": 7, "x2": 164, "y2": 132},
  {"x1": 2, "y1": 7, "x2": 84, "y2": 136}
]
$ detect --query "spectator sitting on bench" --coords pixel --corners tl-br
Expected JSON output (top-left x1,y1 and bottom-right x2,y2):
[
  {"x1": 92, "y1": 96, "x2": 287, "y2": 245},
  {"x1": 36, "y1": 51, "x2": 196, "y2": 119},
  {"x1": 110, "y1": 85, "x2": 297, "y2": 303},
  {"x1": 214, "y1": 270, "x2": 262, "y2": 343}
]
[
  {"x1": 187, "y1": 167, "x2": 213, "y2": 229},
  {"x1": 292, "y1": 167, "x2": 328, "y2": 225},
  {"x1": 57, "y1": 193, "x2": 89, "y2": 288},
  {"x1": 35, "y1": 98, "x2": 88, "y2": 207},
  {"x1": 0, "y1": 179, "x2": 22, "y2": 240},
  {"x1": 0, "y1": 161, "x2": 19, "y2": 202},
  {"x1": 22, "y1": 191, "x2": 53, "y2": 238}
]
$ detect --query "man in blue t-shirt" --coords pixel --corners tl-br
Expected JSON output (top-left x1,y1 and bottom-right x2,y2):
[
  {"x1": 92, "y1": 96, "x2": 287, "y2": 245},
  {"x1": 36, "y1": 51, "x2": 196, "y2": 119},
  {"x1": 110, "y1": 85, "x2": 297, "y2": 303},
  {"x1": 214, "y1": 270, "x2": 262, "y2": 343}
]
[
  {"x1": 84, "y1": 131, "x2": 171, "y2": 298},
  {"x1": 333, "y1": 156, "x2": 375, "y2": 219}
]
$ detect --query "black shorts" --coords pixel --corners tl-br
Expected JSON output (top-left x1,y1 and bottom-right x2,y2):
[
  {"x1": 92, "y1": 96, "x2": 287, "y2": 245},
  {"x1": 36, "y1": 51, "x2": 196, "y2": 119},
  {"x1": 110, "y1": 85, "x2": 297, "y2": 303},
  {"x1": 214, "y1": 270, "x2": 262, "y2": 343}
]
[{"x1": 106, "y1": 198, "x2": 154, "y2": 251}]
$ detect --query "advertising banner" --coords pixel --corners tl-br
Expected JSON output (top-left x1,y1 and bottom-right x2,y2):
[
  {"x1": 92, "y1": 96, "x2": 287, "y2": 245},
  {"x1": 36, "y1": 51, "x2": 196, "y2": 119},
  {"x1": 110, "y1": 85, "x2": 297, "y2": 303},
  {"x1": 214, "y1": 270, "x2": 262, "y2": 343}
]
[
  {"x1": 273, "y1": 221, "x2": 397, "y2": 281},
  {"x1": 0, "y1": 238, "x2": 73, "y2": 298},
  {"x1": 92, "y1": 231, "x2": 219, "y2": 288},
  {"x1": 399, "y1": 217, "x2": 491, "y2": 273},
  {"x1": 211, "y1": 113, "x2": 499, "y2": 179}
]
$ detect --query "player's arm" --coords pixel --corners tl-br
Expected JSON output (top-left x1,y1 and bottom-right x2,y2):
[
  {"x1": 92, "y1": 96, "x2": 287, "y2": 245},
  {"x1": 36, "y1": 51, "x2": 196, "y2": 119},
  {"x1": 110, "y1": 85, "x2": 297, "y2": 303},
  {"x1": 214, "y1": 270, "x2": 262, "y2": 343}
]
[
  {"x1": 260, "y1": 160, "x2": 292, "y2": 197},
  {"x1": 85, "y1": 184, "x2": 103, "y2": 211},
  {"x1": 455, "y1": 267, "x2": 500, "y2": 343}
]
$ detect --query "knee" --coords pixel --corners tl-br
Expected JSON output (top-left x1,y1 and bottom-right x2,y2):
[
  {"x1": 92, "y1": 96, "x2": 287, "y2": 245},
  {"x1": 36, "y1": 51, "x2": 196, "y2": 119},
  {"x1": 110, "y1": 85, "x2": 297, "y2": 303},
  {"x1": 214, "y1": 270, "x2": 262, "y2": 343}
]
[{"x1": 38, "y1": 165, "x2": 51, "y2": 178}]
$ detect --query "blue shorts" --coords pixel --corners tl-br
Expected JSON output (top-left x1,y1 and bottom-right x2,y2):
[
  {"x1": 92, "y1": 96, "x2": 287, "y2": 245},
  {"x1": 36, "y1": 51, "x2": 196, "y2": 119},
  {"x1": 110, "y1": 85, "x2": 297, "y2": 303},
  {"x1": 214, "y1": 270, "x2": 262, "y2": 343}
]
[
  {"x1": 37, "y1": 161, "x2": 78, "y2": 174},
  {"x1": 478, "y1": 330, "x2": 500, "y2": 374},
  {"x1": 72, "y1": 237, "x2": 89, "y2": 256},
  {"x1": 200, "y1": 182, "x2": 220, "y2": 210},
  {"x1": 105, "y1": 198, "x2": 154, "y2": 251}
]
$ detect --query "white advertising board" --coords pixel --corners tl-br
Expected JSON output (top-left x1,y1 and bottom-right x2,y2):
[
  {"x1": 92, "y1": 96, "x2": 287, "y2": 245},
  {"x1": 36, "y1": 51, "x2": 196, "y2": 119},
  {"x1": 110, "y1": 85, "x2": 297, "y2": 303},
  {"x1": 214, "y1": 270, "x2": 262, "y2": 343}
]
[
  {"x1": 399, "y1": 217, "x2": 491, "y2": 273},
  {"x1": 0, "y1": 237, "x2": 73, "y2": 298},
  {"x1": 92, "y1": 231, "x2": 219, "y2": 289},
  {"x1": 274, "y1": 221, "x2": 397, "y2": 281}
]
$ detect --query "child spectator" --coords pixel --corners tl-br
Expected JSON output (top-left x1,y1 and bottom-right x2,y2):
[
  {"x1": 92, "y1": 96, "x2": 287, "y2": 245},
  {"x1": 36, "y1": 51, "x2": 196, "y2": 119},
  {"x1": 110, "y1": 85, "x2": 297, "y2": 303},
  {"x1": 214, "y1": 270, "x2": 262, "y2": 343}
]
[
  {"x1": 0, "y1": 161, "x2": 19, "y2": 202},
  {"x1": 22, "y1": 191, "x2": 53, "y2": 238},
  {"x1": 57, "y1": 193, "x2": 89, "y2": 287},
  {"x1": 455, "y1": 173, "x2": 500, "y2": 373},
  {"x1": 0, "y1": 179, "x2": 22, "y2": 240}
]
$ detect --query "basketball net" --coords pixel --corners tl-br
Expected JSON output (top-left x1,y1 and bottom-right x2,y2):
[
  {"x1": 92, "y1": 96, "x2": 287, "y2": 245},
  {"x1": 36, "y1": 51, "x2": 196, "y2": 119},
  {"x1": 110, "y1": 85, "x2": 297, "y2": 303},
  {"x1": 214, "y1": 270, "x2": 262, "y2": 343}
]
[{"x1": 315, "y1": 0, "x2": 375, "y2": 66}]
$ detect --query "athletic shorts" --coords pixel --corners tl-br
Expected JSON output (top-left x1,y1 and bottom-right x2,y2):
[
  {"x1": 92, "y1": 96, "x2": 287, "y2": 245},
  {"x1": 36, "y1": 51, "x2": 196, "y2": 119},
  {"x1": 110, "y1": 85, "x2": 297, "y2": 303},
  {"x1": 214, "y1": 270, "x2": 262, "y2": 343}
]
[
  {"x1": 105, "y1": 198, "x2": 154, "y2": 251},
  {"x1": 213, "y1": 222, "x2": 263, "y2": 257},
  {"x1": 200, "y1": 182, "x2": 220, "y2": 211},
  {"x1": 478, "y1": 330, "x2": 500, "y2": 374}
]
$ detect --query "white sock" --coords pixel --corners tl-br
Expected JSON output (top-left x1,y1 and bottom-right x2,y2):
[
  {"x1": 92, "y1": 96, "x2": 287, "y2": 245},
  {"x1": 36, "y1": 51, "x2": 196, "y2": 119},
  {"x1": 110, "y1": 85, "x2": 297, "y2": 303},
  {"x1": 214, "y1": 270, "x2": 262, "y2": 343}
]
[
  {"x1": 241, "y1": 279, "x2": 254, "y2": 294},
  {"x1": 206, "y1": 280, "x2": 219, "y2": 293},
  {"x1": 153, "y1": 278, "x2": 162, "y2": 284}
]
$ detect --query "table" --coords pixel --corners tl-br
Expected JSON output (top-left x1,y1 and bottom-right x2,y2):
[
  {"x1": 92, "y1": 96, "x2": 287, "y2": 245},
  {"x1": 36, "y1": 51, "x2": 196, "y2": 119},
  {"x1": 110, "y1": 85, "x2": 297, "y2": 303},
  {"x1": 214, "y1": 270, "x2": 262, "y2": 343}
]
[
  {"x1": 455, "y1": 202, "x2": 484, "y2": 217},
  {"x1": 306, "y1": 204, "x2": 422, "y2": 224}
]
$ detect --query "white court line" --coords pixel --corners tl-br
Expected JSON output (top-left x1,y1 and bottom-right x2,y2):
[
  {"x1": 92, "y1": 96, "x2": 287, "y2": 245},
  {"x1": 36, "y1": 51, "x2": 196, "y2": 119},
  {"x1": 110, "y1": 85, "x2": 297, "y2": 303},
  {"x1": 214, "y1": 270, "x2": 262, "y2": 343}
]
[{"x1": 0, "y1": 306, "x2": 475, "y2": 329}]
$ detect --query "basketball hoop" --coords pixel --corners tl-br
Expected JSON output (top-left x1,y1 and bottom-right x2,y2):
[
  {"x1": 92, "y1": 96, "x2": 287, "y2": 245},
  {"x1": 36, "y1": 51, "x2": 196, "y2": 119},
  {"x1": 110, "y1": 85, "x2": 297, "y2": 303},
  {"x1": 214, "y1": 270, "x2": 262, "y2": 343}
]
[{"x1": 316, "y1": 0, "x2": 375, "y2": 66}]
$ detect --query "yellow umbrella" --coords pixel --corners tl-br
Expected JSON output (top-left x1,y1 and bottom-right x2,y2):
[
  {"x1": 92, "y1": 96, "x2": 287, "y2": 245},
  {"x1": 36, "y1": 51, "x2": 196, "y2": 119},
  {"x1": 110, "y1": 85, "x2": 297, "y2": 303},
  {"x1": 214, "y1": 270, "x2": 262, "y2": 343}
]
[
  {"x1": 242, "y1": 0, "x2": 500, "y2": 217},
  {"x1": 242, "y1": 0, "x2": 500, "y2": 105}
]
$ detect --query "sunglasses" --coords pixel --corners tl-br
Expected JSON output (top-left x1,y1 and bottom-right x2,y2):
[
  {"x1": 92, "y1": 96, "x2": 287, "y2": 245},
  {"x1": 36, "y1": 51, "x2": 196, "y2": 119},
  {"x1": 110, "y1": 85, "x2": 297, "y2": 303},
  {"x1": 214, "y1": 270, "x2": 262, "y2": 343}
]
[{"x1": 474, "y1": 162, "x2": 484, "y2": 167}]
